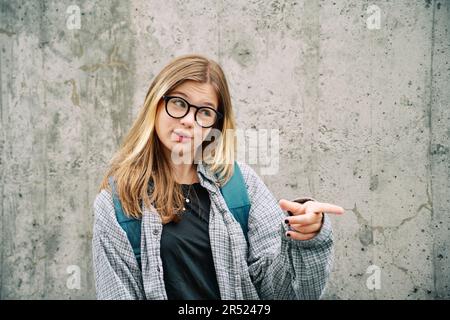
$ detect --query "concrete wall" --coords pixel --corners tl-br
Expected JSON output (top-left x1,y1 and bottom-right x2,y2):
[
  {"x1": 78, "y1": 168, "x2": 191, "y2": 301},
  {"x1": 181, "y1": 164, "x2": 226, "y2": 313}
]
[{"x1": 0, "y1": 0, "x2": 449, "y2": 299}]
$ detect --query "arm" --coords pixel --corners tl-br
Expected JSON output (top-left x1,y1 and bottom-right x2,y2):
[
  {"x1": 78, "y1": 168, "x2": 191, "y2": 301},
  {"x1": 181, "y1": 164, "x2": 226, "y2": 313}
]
[
  {"x1": 92, "y1": 190, "x2": 145, "y2": 300},
  {"x1": 239, "y1": 163, "x2": 334, "y2": 300}
]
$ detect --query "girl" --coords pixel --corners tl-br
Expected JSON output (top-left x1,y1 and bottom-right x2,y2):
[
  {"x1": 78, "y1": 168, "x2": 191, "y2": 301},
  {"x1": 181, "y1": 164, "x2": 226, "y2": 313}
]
[{"x1": 92, "y1": 54, "x2": 344, "y2": 300}]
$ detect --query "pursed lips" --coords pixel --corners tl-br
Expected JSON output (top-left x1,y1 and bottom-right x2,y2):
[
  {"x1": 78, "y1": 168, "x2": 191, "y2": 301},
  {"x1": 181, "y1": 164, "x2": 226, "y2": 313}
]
[{"x1": 173, "y1": 130, "x2": 192, "y2": 142}]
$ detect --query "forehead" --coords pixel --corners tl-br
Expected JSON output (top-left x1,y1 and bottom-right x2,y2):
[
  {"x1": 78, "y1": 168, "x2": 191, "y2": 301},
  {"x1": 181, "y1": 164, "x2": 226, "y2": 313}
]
[{"x1": 168, "y1": 81, "x2": 218, "y2": 108}]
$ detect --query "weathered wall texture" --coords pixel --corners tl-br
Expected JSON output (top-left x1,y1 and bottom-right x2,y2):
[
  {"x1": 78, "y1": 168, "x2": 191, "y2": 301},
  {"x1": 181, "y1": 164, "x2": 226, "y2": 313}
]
[{"x1": 0, "y1": 0, "x2": 449, "y2": 299}]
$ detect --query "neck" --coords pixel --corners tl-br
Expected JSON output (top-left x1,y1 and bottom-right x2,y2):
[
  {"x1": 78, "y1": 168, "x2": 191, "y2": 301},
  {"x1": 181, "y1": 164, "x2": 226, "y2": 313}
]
[
  {"x1": 162, "y1": 145, "x2": 200, "y2": 184},
  {"x1": 171, "y1": 162, "x2": 199, "y2": 184}
]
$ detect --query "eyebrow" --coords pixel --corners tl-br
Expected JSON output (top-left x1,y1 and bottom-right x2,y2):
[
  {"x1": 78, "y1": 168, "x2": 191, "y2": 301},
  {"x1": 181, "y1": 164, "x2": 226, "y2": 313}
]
[{"x1": 169, "y1": 91, "x2": 217, "y2": 109}]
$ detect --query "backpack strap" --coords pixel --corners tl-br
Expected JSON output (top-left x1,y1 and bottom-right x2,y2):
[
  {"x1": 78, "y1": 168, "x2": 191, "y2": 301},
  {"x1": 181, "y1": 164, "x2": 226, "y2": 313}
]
[
  {"x1": 219, "y1": 162, "x2": 251, "y2": 241},
  {"x1": 108, "y1": 176, "x2": 142, "y2": 269}
]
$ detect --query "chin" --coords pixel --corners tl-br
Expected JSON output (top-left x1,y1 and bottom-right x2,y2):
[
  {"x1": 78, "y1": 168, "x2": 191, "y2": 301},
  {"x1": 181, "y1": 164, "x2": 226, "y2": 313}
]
[{"x1": 170, "y1": 143, "x2": 195, "y2": 156}]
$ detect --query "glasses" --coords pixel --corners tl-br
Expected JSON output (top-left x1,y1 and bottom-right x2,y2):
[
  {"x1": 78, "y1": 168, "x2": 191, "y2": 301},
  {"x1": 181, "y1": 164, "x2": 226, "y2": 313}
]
[{"x1": 162, "y1": 95, "x2": 223, "y2": 128}]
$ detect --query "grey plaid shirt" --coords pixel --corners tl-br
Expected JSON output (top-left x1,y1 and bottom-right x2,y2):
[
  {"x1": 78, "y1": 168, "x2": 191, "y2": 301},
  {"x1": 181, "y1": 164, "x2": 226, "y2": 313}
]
[{"x1": 92, "y1": 162, "x2": 334, "y2": 300}]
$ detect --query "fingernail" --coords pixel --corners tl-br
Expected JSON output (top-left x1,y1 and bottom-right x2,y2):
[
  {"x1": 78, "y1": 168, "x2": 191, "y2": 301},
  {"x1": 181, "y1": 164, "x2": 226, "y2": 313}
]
[
  {"x1": 284, "y1": 219, "x2": 289, "y2": 224},
  {"x1": 287, "y1": 211, "x2": 293, "y2": 216},
  {"x1": 286, "y1": 232, "x2": 291, "y2": 237}
]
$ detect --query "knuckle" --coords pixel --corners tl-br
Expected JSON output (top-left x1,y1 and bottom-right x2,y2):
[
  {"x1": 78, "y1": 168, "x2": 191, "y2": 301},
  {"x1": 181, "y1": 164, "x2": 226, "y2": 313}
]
[{"x1": 304, "y1": 202, "x2": 313, "y2": 210}]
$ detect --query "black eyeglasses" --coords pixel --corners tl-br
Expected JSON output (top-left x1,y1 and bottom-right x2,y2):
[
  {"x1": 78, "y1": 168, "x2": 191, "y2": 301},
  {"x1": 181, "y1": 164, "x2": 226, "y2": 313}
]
[{"x1": 162, "y1": 95, "x2": 223, "y2": 128}]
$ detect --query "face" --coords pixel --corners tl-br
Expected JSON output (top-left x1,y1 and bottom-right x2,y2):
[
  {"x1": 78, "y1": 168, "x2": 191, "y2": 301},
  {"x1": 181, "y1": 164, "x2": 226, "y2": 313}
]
[{"x1": 155, "y1": 80, "x2": 220, "y2": 164}]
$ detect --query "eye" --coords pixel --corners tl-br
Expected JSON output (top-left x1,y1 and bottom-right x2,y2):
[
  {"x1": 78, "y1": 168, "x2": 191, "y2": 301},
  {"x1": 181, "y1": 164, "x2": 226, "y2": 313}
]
[
  {"x1": 172, "y1": 98, "x2": 187, "y2": 108},
  {"x1": 199, "y1": 108, "x2": 213, "y2": 117}
]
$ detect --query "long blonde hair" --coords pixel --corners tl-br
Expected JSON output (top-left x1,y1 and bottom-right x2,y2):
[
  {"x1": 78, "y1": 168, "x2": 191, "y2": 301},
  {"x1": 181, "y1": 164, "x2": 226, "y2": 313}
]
[{"x1": 98, "y1": 54, "x2": 236, "y2": 223}]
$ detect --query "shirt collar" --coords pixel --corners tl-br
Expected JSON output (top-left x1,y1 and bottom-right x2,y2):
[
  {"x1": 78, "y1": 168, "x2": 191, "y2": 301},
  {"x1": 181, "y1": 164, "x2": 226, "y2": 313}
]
[
  {"x1": 145, "y1": 161, "x2": 220, "y2": 197},
  {"x1": 196, "y1": 162, "x2": 221, "y2": 194},
  {"x1": 196, "y1": 161, "x2": 216, "y2": 181}
]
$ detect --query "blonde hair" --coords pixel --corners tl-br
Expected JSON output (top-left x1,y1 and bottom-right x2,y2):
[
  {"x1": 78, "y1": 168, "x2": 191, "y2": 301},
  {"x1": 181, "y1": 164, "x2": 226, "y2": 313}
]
[{"x1": 98, "y1": 54, "x2": 236, "y2": 223}]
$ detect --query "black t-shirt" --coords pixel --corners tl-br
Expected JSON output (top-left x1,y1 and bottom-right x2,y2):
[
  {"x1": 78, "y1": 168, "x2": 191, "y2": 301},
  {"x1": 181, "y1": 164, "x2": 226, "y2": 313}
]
[{"x1": 160, "y1": 182, "x2": 221, "y2": 300}]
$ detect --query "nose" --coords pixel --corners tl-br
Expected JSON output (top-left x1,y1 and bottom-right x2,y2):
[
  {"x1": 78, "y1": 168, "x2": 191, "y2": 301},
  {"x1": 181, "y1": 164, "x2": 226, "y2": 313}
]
[{"x1": 180, "y1": 107, "x2": 196, "y2": 127}]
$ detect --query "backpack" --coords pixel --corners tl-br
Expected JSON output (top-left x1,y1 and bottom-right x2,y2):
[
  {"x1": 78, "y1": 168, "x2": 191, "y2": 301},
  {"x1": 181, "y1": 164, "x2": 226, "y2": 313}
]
[{"x1": 108, "y1": 162, "x2": 251, "y2": 269}]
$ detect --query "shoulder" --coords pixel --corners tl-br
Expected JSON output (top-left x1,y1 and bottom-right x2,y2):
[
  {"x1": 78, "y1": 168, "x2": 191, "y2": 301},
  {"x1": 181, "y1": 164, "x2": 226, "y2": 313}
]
[
  {"x1": 236, "y1": 161, "x2": 266, "y2": 193},
  {"x1": 93, "y1": 189, "x2": 117, "y2": 230},
  {"x1": 236, "y1": 161, "x2": 257, "y2": 181}
]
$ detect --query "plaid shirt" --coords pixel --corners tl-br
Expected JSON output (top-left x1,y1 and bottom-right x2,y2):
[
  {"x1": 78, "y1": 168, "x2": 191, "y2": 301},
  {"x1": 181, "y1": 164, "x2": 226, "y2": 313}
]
[{"x1": 92, "y1": 162, "x2": 334, "y2": 300}]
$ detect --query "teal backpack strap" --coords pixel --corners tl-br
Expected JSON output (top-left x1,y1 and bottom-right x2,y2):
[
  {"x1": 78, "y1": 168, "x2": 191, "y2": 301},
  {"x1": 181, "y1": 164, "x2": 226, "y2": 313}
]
[
  {"x1": 108, "y1": 176, "x2": 142, "y2": 269},
  {"x1": 219, "y1": 162, "x2": 251, "y2": 242}
]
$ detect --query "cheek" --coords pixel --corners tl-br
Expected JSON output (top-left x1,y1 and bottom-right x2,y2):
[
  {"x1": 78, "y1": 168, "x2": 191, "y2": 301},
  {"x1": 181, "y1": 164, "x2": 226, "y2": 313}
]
[
  {"x1": 192, "y1": 128, "x2": 210, "y2": 145},
  {"x1": 202, "y1": 128, "x2": 212, "y2": 141},
  {"x1": 155, "y1": 105, "x2": 175, "y2": 143}
]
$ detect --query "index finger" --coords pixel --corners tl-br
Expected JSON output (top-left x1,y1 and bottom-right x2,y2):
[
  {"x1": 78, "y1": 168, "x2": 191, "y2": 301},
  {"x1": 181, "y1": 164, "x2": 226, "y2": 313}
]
[{"x1": 313, "y1": 202, "x2": 345, "y2": 215}]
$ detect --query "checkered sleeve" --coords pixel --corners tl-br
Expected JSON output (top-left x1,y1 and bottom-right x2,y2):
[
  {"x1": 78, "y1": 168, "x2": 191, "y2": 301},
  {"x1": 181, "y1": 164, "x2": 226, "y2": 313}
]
[
  {"x1": 92, "y1": 190, "x2": 145, "y2": 300},
  {"x1": 238, "y1": 162, "x2": 334, "y2": 300}
]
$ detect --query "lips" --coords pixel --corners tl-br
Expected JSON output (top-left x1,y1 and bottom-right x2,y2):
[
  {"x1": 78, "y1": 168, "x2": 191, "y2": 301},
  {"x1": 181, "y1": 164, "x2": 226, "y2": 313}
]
[
  {"x1": 173, "y1": 129, "x2": 192, "y2": 139},
  {"x1": 173, "y1": 130, "x2": 192, "y2": 142}
]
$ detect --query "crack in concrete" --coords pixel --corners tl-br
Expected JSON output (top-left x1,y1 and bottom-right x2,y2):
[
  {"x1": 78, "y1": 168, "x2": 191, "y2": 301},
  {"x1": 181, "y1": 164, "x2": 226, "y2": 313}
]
[
  {"x1": 427, "y1": 0, "x2": 439, "y2": 299},
  {"x1": 64, "y1": 79, "x2": 80, "y2": 107},
  {"x1": 347, "y1": 185, "x2": 433, "y2": 236},
  {"x1": 0, "y1": 28, "x2": 16, "y2": 37}
]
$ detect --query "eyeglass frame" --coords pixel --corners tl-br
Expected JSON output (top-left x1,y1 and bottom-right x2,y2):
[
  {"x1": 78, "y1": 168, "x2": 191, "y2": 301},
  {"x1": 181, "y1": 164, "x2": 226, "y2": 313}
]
[{"x1": 162, "y1": 95, "x2": 223, "y2": 128}]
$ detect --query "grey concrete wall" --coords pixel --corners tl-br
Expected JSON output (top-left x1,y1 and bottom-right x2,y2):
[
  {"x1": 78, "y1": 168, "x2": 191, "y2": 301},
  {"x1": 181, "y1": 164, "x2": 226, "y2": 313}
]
[{"x1": 0, "y1": 0, "x2": 448, "y2": 299}]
